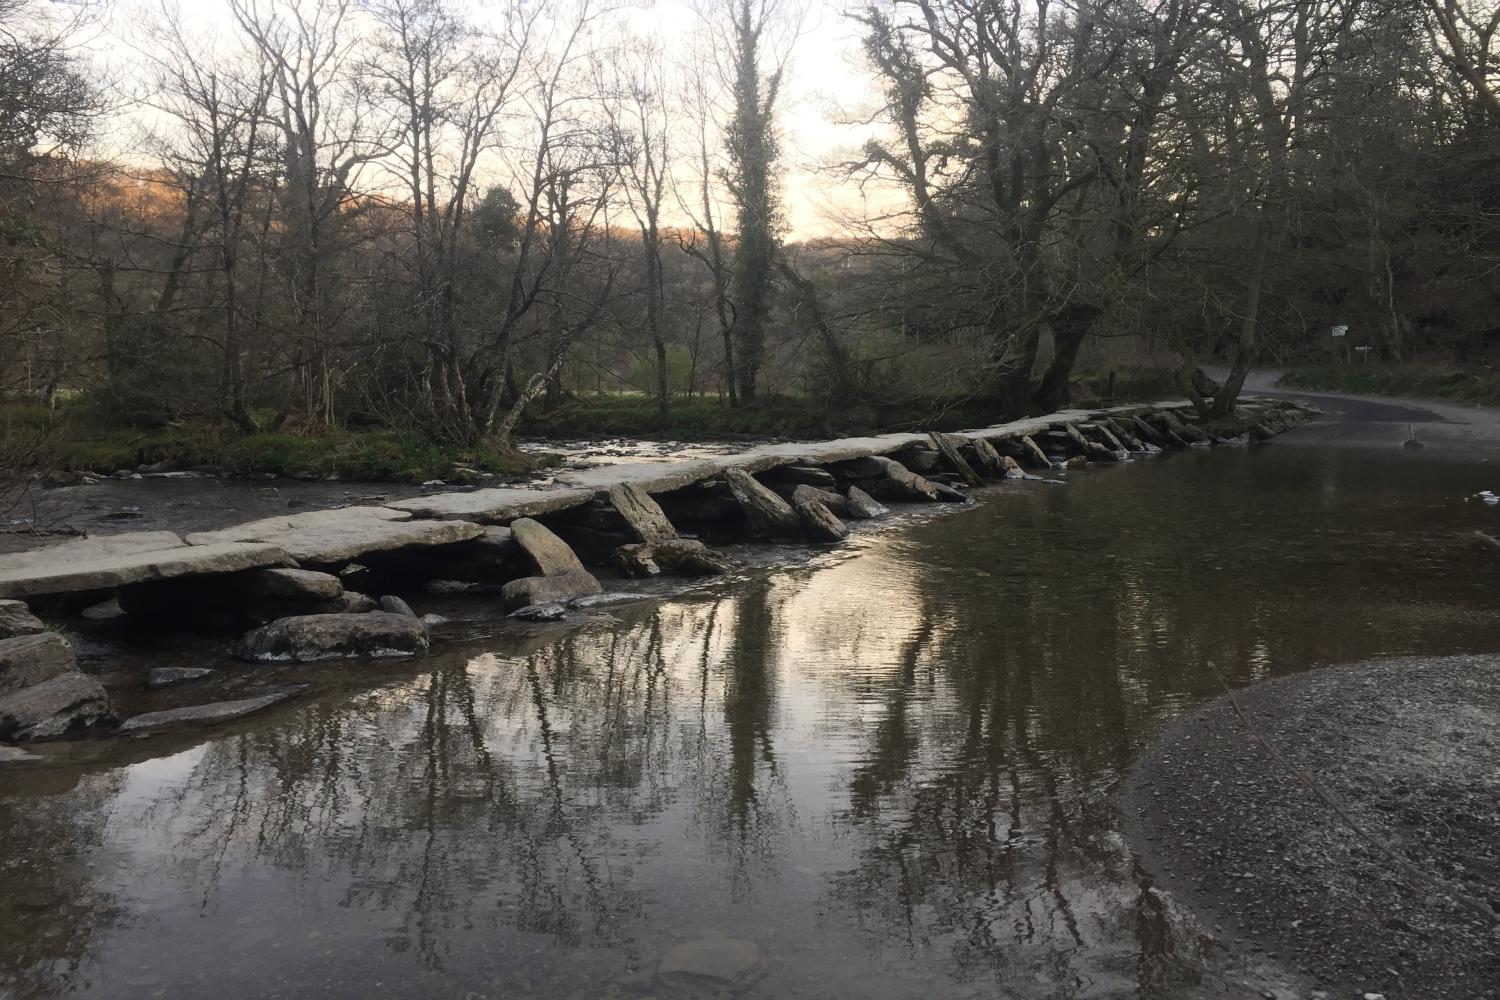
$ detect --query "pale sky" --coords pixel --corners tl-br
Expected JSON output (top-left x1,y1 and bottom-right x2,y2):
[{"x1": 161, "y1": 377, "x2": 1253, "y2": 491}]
[{"x1": 88, "y1": 0, "x2": 894, "y2": 239}]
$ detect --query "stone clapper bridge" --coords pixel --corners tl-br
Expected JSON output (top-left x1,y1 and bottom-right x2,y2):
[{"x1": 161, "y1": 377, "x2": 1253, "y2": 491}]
[{"x1": 0, "y1": 399, "x2": 1314, "y2": 745}]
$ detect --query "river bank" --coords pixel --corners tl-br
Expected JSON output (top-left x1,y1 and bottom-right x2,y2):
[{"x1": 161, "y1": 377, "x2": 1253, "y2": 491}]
[{"x1": 1123, "y1": 655, "x2": 1500, "y2": 999}]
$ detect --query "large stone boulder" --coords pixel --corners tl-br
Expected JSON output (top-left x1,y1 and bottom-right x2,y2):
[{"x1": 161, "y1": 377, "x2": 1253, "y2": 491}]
[
  {"x1": 608, "y1": 482, "x2": 678, "y2": 544},
  {"x1": 0, "y1": 672, "x2": 110, "y2": 741},
  {"x1": 724, "y1": 468, "x2": 801, "y2": 539},
  {"x1": 0, "y1": 531, "x2": 292, "y2": 599},
  {"x1": 615, "y1": 539, "x2": 731, "y2": 578},
  {"x1": 0, "y1": 633, "x2": 77, "y2": 695},
  {"x1": 869, "y1": 457, "x2": 942, "y2": 502},
  {"x1": 118, "y1": 687, "x2": 306, "y2": 735},
  {"x1": 791, "y1": 484, "x2": 848, "y2": 516},
  {"x1": 235, "y1": 612, "x2": 429, "y2": 663},
  {"x1": 501, "y1": 571, "x2": 604, "y2": 610},
  {"x1": 795, "y1": 499, "x2": 848, "y2": 543},
  {"x1": 844, "y1": 487, "x2": 889, "y2": 520},
  {"x1": 0, "y1": 600, "x2": 47, "y2": 639},
  {"x1": 510, "y1": 518, "x2": 590, "y2": 576}
]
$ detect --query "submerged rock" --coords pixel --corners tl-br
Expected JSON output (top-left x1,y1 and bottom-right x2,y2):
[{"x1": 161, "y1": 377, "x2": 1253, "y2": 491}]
[
  {"x1": 235, "y1": 612, "x2": 429, "y2": 663},
  {"x1": 501, "y1": 571, "x2": 602, "y2": 610},
  {"x1": 724, "y1": 468, "x2": 802, "y2": 539},
  {"x1": 146, "y1": 667, "x2": 216, "y2": 689},
  {"x1": 510, "y1": 602, "x2": 566, "y2": 622},
  {"x1": 80, "y1": 598, "x2": 128, "y2": 622},
  {"x1": 0, "y1": 600, "x2": 46, "y2": 639},
  {"x1": 118, "y1": 687, "x2": 306, "y2": 735},
  {"x1": 844, "y1": 486, "x2": 889, "y2": 520},
  {"x1": 657, "y1": 935, "x2": 766, "y2": 994}
]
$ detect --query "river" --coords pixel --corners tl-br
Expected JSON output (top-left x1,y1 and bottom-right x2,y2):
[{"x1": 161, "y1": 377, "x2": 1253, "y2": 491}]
[{"x1": 4, "y1": 420, "x2": 1500, "y2": 998}]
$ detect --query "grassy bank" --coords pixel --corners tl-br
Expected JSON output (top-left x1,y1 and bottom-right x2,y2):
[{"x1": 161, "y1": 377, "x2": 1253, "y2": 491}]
[
  {"x1": 3, "y1": 404, "x2": 541, "y2": 483},
  {"x1": 1278, "y1": 364, "x2": 1500, "y2": 407},
  {"x1": 526, "y1": 366, "x2": 1186, "y2": 441},
  {"x1": 5, "y1": 365, "x2": 1186, "y2": 482}
]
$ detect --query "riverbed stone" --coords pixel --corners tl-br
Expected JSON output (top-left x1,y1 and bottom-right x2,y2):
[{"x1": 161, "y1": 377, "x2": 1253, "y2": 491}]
[
  {"x1": 657, "y1": 935, "x2": 766, "y2": 994},
  {"x1": 614, "y1": 543, "x2": 661, "y2": 577},
  {"x1": 384, "y1": 486, "x2": 593, "y2": 524},
  {"x1": 844, "y1": 486, "x2": 889, "y2": 520},
  {"x1": 858, "y1": 457, "x2": 942, "y2": 502},
  {"x1": 501, "y1": 571, "x2": 603, "y2": 610},
  {"x1": 0, "y1": 671, "x2": 111, "y2": 741},
  {"x1": 724, "y1": 468, "x2": 802, "y2": 539},
  {"x1": 0, "y1": 633, "x2": 77, "y2": 695},
  {"x1": 791, "y1": 484, "x2": 848, "y2": 516},
  {"x1": 0, "y1": 600, "x2": 46, "y2": 638},
  {"x1": 607, "y1": 482, "x2": 678, "y2": 544},
  {"x1": 146, "y1": 667, "x2": 216, "y2": 689},
  {"x1": 0, "y1": 531, "x2": 293, "y2": 599},
  {"x1": 118, "y1": 687, "x2": 306, "y2": 735},
  {"x1": 328, "y1": 591, "x2": 379, "y2": 614},
  {"x1": 235, "y1": 612, "x2": 430, "y2": 663},
  {"x1": 510, "y1": 602, "x2": 566, "y2": 622},
  {"x1": 378, "y1": 595, "x2": 418, "y2": 618},
  {"x1": 185, "y1": 507, "x2": 484, "y2": 566},
  {"x1": 1001, "y1": 456, "x2": 1040, "y2": 481},
  {"x1": 617, "y1": 538, "x2": 731, "y2": 578},
  {"x1": 245, "y1": 567, "x2": 344, "y2": 600},
  {"x1": 796, "y1": 498, "x2": 849, "y2": 543}
]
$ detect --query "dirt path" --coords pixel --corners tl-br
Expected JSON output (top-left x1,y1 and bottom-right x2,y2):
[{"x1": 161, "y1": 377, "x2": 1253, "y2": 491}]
[{"x1": 1123, "y1": 655, "x2": 1500, "y2": 1000}]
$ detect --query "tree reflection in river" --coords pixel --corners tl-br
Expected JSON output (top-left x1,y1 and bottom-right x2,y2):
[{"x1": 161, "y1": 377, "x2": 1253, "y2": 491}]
[{"x1": 4, "y1": 447, "x2": 1500, "y2": 998}]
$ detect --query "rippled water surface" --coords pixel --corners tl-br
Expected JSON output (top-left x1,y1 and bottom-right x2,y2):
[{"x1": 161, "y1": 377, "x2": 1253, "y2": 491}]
[{"x1": 5, "y1": 444, "x2": 1500, "y2": 999}]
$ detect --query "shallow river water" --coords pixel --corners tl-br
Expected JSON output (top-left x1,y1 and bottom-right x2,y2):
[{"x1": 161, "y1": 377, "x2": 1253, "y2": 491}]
[{"x1": 5, "y1": 442, "x2": 1500, "y2": 999}]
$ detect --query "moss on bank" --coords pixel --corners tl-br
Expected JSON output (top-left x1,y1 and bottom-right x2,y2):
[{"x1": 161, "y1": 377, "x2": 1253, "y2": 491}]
[
  {"x1": 1279, "y1": 364, "x2": 1500, "y2": 406},
  {"x1": 3, "y1": 404, "x2": 541, "y2": 483}
]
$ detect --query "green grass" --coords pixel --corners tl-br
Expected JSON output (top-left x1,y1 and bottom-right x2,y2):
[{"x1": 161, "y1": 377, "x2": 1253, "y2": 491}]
[
  {"x1": 1278, "y1": 364, "x2": 1500, "y2": 407},
  {"x1": 2, "y1": 403, "x2": 541, "y2": 482}
]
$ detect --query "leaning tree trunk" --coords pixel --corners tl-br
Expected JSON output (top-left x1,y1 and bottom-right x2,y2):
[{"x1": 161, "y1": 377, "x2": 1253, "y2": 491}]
[{"x1": 1215, "y1": 205, "x2": 1273, "y2": 418}]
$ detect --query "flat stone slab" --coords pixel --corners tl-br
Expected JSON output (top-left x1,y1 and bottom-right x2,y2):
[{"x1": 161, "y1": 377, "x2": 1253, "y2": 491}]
[
  {"x1": 384, "y1": 487, "x2": 592, "y2": 524},
  {"x1": 118, "y1": 687, "x2": 306, "y2": 735},
  {"x1": 0, "y1": 532, "x2": 293, "y2": 599},
  {"x1": 185, "y1": 507, "x2": 484, "y2": 565},
  {"x1": 555, "y1": 459, "x2": 732, "y2": 495}
]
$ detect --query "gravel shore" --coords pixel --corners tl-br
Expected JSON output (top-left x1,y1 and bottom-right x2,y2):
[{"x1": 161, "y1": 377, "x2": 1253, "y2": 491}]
[{"x1": 1123, "y1": 655, "x2": 1500, "y2": 1000}]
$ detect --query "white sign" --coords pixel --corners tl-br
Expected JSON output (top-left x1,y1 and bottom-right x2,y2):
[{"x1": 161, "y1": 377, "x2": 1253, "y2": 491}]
[{"x1": 1331, "y1": 325, "x2": 1348, "y2": 338}]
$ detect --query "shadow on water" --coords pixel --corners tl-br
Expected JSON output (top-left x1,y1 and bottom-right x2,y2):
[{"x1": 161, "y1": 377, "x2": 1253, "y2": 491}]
[{"x1": 4, "y1": 445, "x2": 1500, "y2": 998}]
